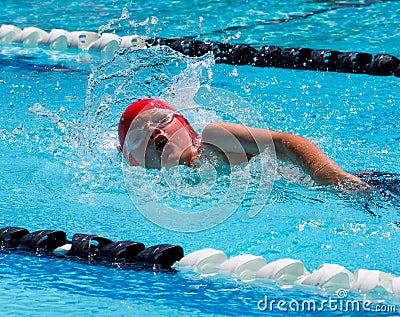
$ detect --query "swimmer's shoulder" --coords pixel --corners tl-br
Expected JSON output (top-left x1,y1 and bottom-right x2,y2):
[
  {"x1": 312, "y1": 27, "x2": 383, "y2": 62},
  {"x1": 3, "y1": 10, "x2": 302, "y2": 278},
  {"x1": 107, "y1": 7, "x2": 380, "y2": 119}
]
[{"x1": 197, "y1": 143, "x2": 251, "y2": 166}]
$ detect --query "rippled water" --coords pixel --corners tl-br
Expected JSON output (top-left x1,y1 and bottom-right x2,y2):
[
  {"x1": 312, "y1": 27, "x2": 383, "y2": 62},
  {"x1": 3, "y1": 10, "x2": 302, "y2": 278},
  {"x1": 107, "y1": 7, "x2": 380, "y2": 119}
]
[{"x1": 1, "y1": 1, "x2": 400, "y2": 316}]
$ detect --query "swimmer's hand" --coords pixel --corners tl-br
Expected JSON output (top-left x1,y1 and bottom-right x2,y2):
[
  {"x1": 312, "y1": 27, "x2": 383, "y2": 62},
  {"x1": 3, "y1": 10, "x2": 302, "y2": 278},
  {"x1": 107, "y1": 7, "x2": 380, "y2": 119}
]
[
  {"x1": 314, "y1": 166, "x2": 371, "y2": 192},
  {"x1": 335, "y1": 171, "x2": 372, "y2": 192}
]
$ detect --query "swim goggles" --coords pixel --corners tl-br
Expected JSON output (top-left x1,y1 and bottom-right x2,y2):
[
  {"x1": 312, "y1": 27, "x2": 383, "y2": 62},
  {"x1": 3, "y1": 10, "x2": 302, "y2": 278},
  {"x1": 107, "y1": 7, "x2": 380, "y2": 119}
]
[{"x1": 124, "y1": 108, "x2": 177, "y2": 151}]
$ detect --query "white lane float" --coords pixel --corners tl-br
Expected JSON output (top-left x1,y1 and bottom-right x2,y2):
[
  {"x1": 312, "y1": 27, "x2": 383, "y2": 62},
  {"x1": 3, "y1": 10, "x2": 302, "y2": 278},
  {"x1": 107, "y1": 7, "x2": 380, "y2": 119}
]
[
  {"x1": 120, "y1": 35, "x2": 150, "y2": 49},
  {"x1": 38, "y1": 29, "x2": 70, "y2": 50},
  {"x1": 12, "y1": 26, "x2": 48, "y2": 48},
  {"x1": 0, "y1": 24, "x2": 150, "y2": 55},
  {"x1": 53, "y1": 243, "x2": 72, "y2": 255},
  {"x1": 175, "y1": 248, "x2": 227, "y2": 276},
  {"x1": 296, "y1": 263, "x2": 353, "y2": 293},
  {"x1": 350, "y1": 269, "x2": 395, "y2": 295},
  {"x1": 0, "y1": 24, "x2": 21, "y2": 44},
  {"x1": 256, "y1": 258, "x2": 307, "y2": 287},
  {"x1": 218, "y1": 254, "x2": 267, "y2": 282},
  {"x1": 177, "y1": 248, "x2": 399, "y2": 298},
  {"x1": 392, "y1": 277, "x2": 400, "y2": 296},
  {"x1": 88, "y1": 33, "x2": 120, "y2": 55},
  {"x1": 67, "y1": 31, "x2": 99, "y2": 50}
]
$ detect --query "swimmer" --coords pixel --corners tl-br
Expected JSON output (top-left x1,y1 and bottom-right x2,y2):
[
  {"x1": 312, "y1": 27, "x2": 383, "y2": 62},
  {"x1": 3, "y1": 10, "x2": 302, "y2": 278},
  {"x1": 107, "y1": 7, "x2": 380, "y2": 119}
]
[{"x1": 118, "y1": 99, "x2": 369, "y2": 190}]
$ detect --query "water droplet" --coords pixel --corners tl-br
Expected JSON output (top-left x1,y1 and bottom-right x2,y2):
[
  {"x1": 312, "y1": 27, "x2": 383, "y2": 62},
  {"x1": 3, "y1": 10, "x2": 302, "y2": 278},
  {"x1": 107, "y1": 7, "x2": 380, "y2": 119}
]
[
  {"x1": 121, "y1": 7, "x2": 130, "y2": 20},
  {"x1": 198, "y1": 16, "x2": 204, "y2": 31},
  {"x1": 229, "y1": 68, "x2": 238, "y2": 77},
  {"x1": 232, "y1": 32, "x2": 241, "y2": 39},
  {"x1": 151, "y1": 16, "x2": 159, "y2": 25}
]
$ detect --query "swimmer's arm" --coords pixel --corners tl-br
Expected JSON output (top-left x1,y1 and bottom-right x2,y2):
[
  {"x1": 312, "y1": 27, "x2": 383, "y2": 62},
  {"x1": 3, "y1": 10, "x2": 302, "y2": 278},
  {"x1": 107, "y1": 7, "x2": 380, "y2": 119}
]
[
  {"x1": 269, "y1": 130, "x2": 368, "y2": 187},
  {"x1": 202, "y1": 122, "x2": 368, "y2": 188}
]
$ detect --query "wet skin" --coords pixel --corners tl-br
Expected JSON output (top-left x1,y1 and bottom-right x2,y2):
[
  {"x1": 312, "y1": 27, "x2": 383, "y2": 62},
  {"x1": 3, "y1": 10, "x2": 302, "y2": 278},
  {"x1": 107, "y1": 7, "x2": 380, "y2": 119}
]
[{"x1": 125, "y1": 110, "x2": 369, "y2": 190}]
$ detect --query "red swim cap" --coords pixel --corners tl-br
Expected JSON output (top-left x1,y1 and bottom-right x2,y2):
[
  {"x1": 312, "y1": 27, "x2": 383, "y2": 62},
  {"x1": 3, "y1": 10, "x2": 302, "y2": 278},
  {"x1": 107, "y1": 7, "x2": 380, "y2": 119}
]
[{"x1": 118, "y1": 99, "x2": 199, "y2": 165}]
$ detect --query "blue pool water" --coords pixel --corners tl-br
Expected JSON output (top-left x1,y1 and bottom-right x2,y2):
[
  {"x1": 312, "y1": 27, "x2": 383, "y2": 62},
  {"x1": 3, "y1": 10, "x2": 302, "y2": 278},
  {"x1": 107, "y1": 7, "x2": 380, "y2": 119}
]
[{"x1": 1, "y1": 1, "x2": 400, "y2": 316}]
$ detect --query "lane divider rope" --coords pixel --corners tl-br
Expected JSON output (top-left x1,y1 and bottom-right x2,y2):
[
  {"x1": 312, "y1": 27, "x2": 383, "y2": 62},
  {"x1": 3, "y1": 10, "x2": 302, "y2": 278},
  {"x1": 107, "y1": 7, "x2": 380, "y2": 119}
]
[
  {"x1": 1, "y1": 24, "x2": 399, "y2": 77},
  {"x1": 1, "y1": 226, "x2": 399, "y2": 297}
]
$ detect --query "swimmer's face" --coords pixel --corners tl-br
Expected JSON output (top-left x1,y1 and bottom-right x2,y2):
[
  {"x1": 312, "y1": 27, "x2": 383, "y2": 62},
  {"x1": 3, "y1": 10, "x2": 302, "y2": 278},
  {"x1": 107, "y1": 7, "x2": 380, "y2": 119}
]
[{"x1": 124, "y1": 109, "x2": 196, "y2": 169}]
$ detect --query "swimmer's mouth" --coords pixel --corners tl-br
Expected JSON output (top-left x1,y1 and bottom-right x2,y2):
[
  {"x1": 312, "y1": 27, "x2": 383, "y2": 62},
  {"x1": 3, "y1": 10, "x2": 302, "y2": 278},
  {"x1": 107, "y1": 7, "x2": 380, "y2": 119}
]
[{"x1": 154, "y1": 134, "x2": 168, "y2": 152}]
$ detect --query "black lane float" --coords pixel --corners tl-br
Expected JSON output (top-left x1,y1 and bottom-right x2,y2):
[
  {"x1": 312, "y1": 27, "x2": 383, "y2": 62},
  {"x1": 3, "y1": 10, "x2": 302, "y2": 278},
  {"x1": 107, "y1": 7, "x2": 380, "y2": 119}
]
[
  {"x1": 0, "y1": 226, "x2": 184, "y2": 270},
  {"x1": 148, "y1": 37, "x2": 400, "y2": 77}
]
